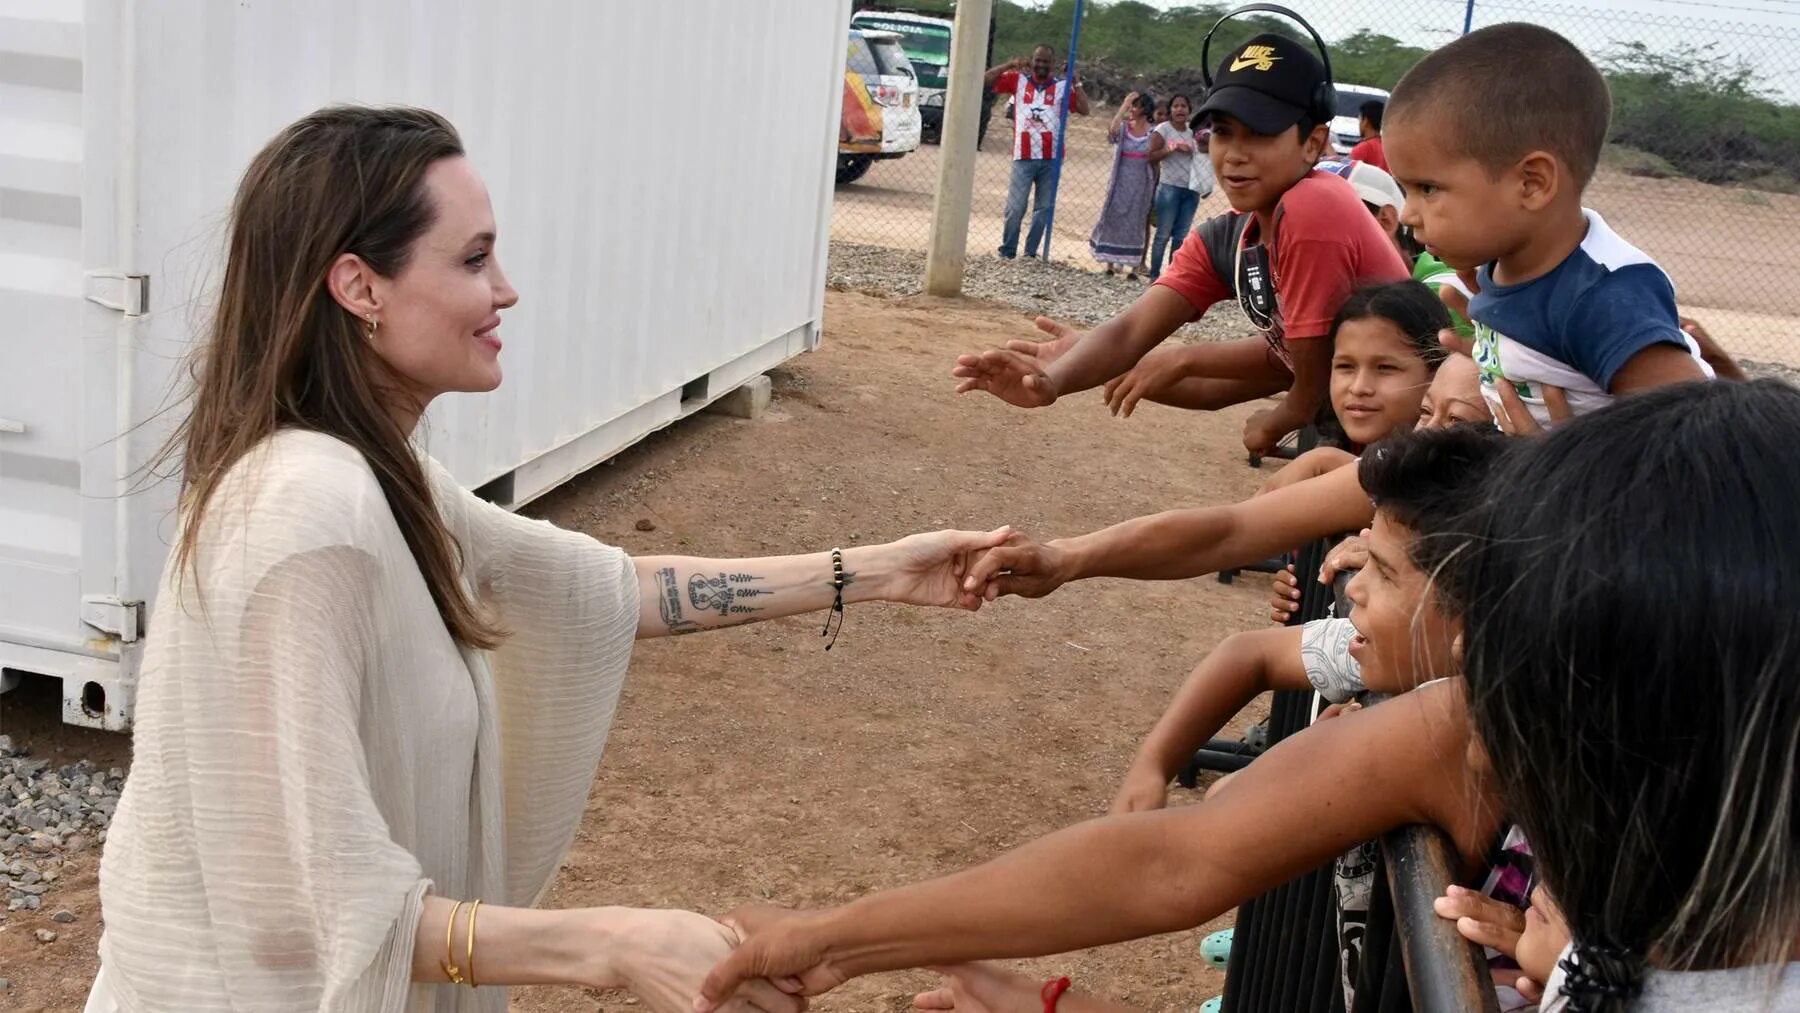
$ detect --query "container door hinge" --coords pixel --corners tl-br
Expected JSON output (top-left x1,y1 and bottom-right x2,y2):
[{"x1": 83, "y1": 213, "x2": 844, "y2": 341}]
[
  {"x1": 81, "y1": 595, "x2": 144, "y2": 643},
  {"x1": 83, "y1": 271, "x2": 148, "y2": 316}
]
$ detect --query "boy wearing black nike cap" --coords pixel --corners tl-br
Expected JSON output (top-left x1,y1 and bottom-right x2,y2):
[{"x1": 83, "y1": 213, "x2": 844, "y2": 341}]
[{"x1": 954, "y1": 32, "x2": 1407, "y2": 455}]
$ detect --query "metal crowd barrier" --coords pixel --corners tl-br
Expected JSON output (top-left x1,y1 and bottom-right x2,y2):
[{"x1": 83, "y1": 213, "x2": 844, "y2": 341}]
[{"x1": 1197, "y1": 537, "x2": 1498, "y2": 1013}]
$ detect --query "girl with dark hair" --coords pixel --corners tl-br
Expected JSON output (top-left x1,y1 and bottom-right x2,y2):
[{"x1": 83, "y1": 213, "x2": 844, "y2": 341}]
[
  {"x1": 1090, "y1": 92, "x2": 1159, "y2": 279},
  {"x1": 86, "y1": 106, "x2": 1009, "y2": 1012},
  {"x1": 1453, "y1": 378, "x2": 1800, "y2": 1012},
  {"x1": 1254, "y1": 279, "x2": 1452, "y2": 498}
]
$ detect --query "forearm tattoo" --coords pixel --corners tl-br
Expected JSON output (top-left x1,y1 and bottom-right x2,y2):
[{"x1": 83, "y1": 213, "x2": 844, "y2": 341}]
[
  {"x1": 688, "y1": 572, "x2": 773, "y2": 617},
  {"x1": 655, "y1": 566, "x2": 700, "y2": 634}
]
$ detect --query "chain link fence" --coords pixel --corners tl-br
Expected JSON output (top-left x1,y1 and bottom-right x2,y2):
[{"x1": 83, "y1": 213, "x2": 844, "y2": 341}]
[{"x1": 833, "y1": 0, "x2": 1800, "y2": 368}]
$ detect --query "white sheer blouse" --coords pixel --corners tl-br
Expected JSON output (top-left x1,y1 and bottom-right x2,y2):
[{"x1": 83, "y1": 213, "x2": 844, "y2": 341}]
[{"x1": 86, "y1": 430, "x2": 640, "y2": 1012}]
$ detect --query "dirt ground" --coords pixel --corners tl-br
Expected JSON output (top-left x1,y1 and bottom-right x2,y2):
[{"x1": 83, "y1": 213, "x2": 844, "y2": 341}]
[
  {"x1": 833, "y1": 109, "x2": 1800, "y2": 363},
  {"x1": 0, "y1": 290, "x2": 1278, "y2": 1011}
]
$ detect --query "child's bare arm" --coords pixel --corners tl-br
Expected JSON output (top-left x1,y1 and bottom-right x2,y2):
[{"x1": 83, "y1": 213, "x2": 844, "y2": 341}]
[
  {"x1": 1258, "y1": 447, "x2": 1357, "y2": 496},
  {"x1": 1608, "y1": 342, "x2": 1706, "y2": 394},
  {"x1": 1113, "y1": 627, "x2": 1310, "y2": 813}
]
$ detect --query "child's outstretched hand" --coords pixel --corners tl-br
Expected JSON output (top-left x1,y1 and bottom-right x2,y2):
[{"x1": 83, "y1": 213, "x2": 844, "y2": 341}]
[{"x1": 914, "y1": 963, "x2": 1044, "y2": 1013}]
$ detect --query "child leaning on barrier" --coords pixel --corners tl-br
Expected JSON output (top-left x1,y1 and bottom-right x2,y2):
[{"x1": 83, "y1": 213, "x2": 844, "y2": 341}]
[
  {"x1": 1110, "y1": 422, "x2": 1508, "y2": 814},
  {"x1": 1381, "y1": 23, "x2": 1712, "y2": 431}
]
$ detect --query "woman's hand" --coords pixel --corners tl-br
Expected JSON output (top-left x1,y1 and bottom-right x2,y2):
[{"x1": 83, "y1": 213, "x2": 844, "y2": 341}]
[
  {"x1": 915, "y1": 963, "x2": 1043, "y2": 1013},
  {"x1": 698, "y1": 906, "x2": 847, "y2": 1011},
  {"x1": 959, "y1": 530, "x2": 1077, "y2": 601},
  {"x1": 877, "y1": 527, "x2": 1014, "y2": 610},
  {"x1": 602, "y1": 909, "x2": 805, "y2": 1013}
]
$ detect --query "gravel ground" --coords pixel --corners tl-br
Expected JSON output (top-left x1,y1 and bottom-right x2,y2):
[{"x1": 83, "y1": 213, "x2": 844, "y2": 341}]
[
  {"x1": 1743, "y1": 359, "x2": 1800, "y2": 385},
  {"x1": 827, "y1": 240, "x2": 1250, "y2": 342},
  {"x1": 0, "y1": 735, "x2": 116, "y2": 924}
]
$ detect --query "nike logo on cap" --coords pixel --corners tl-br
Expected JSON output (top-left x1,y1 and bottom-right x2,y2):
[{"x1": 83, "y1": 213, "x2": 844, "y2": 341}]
[{"x1": 1230, "y1": 45, "x2": 1281, "y2": 72}]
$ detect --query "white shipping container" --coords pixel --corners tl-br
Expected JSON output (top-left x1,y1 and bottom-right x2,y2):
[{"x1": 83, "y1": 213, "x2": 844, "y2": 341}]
[{"x1": 0, "y1": 0, "x2": 850, "y2": 729}]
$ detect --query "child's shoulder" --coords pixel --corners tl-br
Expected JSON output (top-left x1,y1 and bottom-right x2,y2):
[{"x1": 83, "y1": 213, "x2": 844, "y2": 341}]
[
  {"x1": 1488, "y1": 210, "x2": 1675, "y2": 318},
  {"x1": 1573, "y1": 208, "x2": 1662, "y2": 268},
  {"x1": 1277, "y1": 170, "x2": 1366, "y2": 218},
  {"x1": 1533, "y1": 213, "x2": 1682, "y2": 346}
]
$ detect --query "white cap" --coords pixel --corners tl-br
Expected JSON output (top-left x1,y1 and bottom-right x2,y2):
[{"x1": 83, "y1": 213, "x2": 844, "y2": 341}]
[{"x1": 1318, "y1": 159, "x2": 1404, "y2": 212}]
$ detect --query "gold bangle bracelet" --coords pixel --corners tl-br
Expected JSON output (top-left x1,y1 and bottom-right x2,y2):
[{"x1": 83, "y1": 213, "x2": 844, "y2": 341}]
[
  {"x1": 464, "y1": 899, "x2": 482, "y2": 988},
  {"x1": 443, "y1": 900, "x2": 467, "y2": 985}
]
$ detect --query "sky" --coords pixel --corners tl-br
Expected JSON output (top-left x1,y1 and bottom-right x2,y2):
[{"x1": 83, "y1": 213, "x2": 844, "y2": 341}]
[{"x1": 1028, "y1": 0, "x2": 1800, "y2": 100}]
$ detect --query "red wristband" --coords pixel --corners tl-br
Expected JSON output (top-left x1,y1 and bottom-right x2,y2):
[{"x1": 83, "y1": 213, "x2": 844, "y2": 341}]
[{"x1": 1041, "y1": 976, "x2": 1073, "y2": 1013}]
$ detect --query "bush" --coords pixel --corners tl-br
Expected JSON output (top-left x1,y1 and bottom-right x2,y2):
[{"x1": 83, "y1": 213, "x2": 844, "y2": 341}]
[
  {"x1": 1600, "y1": 144, "x2": 1680, "y2": 179},
  {"x1": 985, "y1": 2, "x2": 1800, "y2": 192},
  {"x1": 1601, "y1": 42, "x2": 1799, "y2": 188}
]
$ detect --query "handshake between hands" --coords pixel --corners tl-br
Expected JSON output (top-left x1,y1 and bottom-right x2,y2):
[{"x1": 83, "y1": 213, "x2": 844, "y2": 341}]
[
  {"x1": 617, "y1": 905, "x2": 998, "y2": 1013},
  {"x1": 690, "y1": 906, "x2": 1014, "y2": 1013},
  {"x1": 957, "y1": 529, "x2": 1077, "y2": 604}
]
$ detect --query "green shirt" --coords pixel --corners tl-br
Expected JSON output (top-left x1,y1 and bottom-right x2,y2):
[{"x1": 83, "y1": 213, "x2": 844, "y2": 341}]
[{"x1": 1413, "y1": 252, "x2": 1474, "y2": 338}]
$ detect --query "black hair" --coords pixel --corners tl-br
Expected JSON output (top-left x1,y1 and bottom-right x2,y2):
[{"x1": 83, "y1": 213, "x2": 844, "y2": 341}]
[
  {"x1": 1032, "y1": 43, "x2": 1055, "y2": 56},
  {"x1": 1453, "y1": 380, "x2": 1800, "y2": 1012},
  {"x1": 1387, "y1": 23, "x2": 1610, "y2": 190},
  {"x1": 1329, "y1": 280, "x2": 1451, "y2": 372},
  {"x1": 1354, "y1": 422, "x2": 1509, "y2": 608},
  {"x1": 1359, "y1": 99, "x2": 1385, "y2": 132},
  {"x1": 1130, "y1": 92, "x2": 1155, "y2": 118},
  {"x1": 1168, "y1": 93, "x2": 1193, "y2": 113}
]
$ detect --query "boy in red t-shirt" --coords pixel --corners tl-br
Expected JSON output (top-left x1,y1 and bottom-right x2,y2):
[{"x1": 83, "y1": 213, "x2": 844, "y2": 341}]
[{"x1": 954, "y1": 34, "x2": 1408, "y2": 453}]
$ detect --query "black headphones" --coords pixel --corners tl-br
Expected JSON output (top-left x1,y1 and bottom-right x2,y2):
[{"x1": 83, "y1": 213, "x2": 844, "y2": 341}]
[{"x1": 1200, "y1": 3, "x2": 1337, "y2": 129}]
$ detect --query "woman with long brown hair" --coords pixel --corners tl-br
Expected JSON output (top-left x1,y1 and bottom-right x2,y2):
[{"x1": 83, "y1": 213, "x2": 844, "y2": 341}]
[{"x1": 83, "y1": 106, "x2": 1008, "y2": 1013}]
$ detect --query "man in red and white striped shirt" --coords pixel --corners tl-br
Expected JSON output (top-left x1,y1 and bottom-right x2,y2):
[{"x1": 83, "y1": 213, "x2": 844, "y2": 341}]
[{"x1": 985, "y1": 45, "x2": 1089, "y2": 259}]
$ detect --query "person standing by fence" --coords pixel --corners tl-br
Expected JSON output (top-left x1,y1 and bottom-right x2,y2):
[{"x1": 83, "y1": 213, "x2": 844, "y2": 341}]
[
  {"x1": 1091, "y1": 92, "x2": 1160, "y2": 279},
  {"x1": 1147, "y1": 94, "x2": 1203, "y2": 281},
  {"x1": 985, "y1": 45, "x2": 1090, "y2": 261},
  {"x1": 1349, "y1": 100, "x2": 1388, "y2": 171}
]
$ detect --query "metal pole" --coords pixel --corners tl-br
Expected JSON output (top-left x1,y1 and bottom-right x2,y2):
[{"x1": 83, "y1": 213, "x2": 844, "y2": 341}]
[
  {"x1": 1462, "y1": 0, "x2": 1476, "y2": 34},
  {"x1": 1040, "y1": 0, "x2": 1085, "y2": 263},
  {"x1": 924, "y1": 0, "x2": 997, "y2": 296}
]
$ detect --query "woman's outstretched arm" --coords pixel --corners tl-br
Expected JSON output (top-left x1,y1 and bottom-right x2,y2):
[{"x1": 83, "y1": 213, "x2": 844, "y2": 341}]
[{"x1": 632, "y1": 528, "x2": 1010, "y2": 639}]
